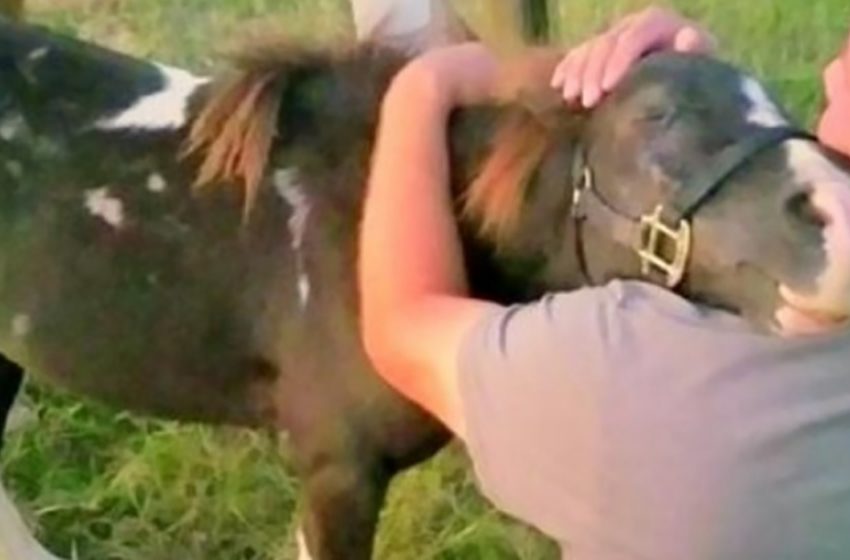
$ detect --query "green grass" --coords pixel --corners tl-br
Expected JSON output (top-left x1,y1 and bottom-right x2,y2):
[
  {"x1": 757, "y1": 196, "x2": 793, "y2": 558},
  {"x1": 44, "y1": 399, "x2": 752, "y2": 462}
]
[{"x1": 3, "y1": 0, "x2": 849, "y2": 558}]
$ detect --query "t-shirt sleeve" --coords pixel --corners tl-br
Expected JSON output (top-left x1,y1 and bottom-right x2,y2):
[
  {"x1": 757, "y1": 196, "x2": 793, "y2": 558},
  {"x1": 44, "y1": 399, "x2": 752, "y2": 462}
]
[{"x1": 457, "y1": 288, "x2": 613, "y2": 540}]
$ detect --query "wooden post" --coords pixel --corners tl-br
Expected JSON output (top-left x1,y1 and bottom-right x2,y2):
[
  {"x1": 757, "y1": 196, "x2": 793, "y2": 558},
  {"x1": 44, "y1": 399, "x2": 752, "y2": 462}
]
[
  {"x1": 521, "y1": 0, "x2": 550, "y2": 44},
  {"x1": 454, "y1": 0, "x2": 550, "y2": 52},
  {"x1": 0, "y1": 0, "x2": 23, "y2": 20}
]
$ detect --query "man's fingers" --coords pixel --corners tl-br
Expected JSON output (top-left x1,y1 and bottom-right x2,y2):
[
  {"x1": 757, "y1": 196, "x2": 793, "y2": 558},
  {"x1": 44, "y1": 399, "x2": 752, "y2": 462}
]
[
  {"x1": 559, "y1": 44, "x2": 591, "y2": 104},
  {"x1": 823, "y1": 55, "x2": 850, "y2": 101},
  {"x1": 601, "y1": 26, "x2": 654, "y2": 92},
  {"x1": 550, "y1": 51, "x2": 570, "y2": 88},
  {"x1": 551, "y1": 7, "x2": 715, "y2": 107},
  {"x1": 581, "y1": 32, "x2": 619, "y2": 107},
  {"x1": 673, "y1": 26, "x2": 715, "y2": 53},
  {"x1": 551, "y1": 17, "x2": 633, "y2": 103}
]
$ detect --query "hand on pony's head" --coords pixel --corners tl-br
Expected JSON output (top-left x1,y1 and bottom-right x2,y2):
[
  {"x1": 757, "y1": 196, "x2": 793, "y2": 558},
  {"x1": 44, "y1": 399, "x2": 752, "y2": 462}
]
[
  {"x1": 818, "y1": 39, "x2": 850, "y2": 158},
  {"x1": 550, "y1": 6, "x2": 716, "y2": 108}
]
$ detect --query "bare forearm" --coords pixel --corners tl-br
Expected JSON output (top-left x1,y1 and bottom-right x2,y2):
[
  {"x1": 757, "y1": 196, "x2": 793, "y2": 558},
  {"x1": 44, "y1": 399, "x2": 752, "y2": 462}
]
[
  {"x1": 360, "y1": 65, "x2": 468, "y2": 312},
  {"x1": 358, "y1": 48, "x2": 500, "y2": 433}
]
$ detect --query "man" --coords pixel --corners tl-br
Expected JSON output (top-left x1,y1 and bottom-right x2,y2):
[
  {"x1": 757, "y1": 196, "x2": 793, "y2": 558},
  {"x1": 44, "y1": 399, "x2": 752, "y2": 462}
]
[
  {"x1": 359, "y1": 4, "x2": 850, "y2": 559},
  {"x1": 348, "y1": 0, "x2": 547, "y2": 53}
]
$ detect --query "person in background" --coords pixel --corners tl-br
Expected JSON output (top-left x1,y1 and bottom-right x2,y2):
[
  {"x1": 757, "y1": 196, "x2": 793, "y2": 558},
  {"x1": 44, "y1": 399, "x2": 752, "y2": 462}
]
[
  {"x1": 349, "y1": 0, "x2": 467, "y2": 52},
  {"x1": 348, "y1": 0, "x2": 545, "y2": 53},
  {"x1": 358, "y1": 3, "x2": 850, "y2": 559}
]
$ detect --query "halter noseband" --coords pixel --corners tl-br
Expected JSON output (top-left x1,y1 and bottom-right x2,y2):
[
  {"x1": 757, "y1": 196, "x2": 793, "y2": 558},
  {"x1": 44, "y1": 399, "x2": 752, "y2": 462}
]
[{"x1": 570, "y1": 126, "x2": 817, "y2": 288}]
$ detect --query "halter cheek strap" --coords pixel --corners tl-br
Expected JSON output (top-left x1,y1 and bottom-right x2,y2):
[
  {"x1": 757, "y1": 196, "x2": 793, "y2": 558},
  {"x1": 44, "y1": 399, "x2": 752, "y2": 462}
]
[{"x1": 571, "y1": 126, "x2": 818, "y2": 288}]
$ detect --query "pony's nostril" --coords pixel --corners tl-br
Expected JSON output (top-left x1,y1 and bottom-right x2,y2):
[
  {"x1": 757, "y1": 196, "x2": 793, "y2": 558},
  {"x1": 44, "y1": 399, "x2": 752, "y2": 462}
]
[{"x1": 786, "y1": 191, "x2": 831, "y2": 228}]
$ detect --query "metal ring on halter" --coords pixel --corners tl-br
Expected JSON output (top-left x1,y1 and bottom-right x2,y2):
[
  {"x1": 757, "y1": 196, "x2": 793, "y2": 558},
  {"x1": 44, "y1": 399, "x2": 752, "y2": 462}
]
[
  {"x1": 637, "y1": 205, "x2": 692, "y2": 288},
  {"x1": 570, "y1": 166, "x2": 592, "y2": 219}
]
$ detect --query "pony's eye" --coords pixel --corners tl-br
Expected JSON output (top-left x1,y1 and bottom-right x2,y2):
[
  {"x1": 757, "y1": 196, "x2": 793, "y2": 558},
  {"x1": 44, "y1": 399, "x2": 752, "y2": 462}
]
[
  {"x1": 637, "y1": 106, "x2": 678, "y2": 127},
  {"x1": 642, "y1": 109, "x2": 668, "y2": 122}
]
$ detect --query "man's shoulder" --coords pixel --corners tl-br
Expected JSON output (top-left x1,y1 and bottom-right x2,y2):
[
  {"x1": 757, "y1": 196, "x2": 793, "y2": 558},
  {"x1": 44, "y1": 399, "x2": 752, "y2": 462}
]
[
  {"x1": 582, "y1": 280, "x2": 751, "y2": 330},
  {"x1": 539, "y1": 280, "x2": 713, "y2": 325}
]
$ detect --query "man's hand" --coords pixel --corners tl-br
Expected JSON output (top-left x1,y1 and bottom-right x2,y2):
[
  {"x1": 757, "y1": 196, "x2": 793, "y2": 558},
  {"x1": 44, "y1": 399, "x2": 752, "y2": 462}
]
[
  {"x1": 550, "y1": 6, "x2": 716, "y2": 108},
  {"x1": 818, "y1": 35, "x2": 850, "y2": 157}
]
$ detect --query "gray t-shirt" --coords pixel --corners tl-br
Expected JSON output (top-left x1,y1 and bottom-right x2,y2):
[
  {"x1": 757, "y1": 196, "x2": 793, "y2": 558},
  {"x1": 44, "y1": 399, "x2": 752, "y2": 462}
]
[{"x1": 458, "y1": 280, "x2": 850, "y2": 560}]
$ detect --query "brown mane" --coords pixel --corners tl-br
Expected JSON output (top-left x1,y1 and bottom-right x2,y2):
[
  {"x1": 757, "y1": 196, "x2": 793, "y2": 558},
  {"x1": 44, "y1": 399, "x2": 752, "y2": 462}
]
[
  {"x1": 463, "y1": 108, "x2": 552, "y2": 244},
  {"x1": 184, "y1": 40, "x2": 345, "y2": 218},
  {"x1": 185, "y1": 42, "x2": 567, "y2": 237},
  {"x1": 185, "y1": 69, "x2": 279, "y2": 218},
  {"x1": 463, "y1": 49, "x2": 569, "y2": 245}
]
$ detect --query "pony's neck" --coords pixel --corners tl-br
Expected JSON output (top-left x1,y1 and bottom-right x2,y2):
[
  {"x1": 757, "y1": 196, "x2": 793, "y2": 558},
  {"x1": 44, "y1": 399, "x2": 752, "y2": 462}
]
[
  {"x1": 0, "y1": 19, "x2": 198, "y2": 132},
  {"x1": 449, "y1": 104, "x2": 585, "y2": 303}
]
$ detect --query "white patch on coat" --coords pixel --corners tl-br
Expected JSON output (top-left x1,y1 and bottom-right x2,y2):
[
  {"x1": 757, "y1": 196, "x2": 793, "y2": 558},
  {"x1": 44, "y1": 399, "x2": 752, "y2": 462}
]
[
  {"x1": 740, "y1": 76, "x2": 788, "y2": 128},
  {"x1": 0, "y1": 481, "x2": 65, "y2": 560},
  {"x1": 274, "y1": 168, "x2": 312, "y2": 308},
  {"x1": 296, "y1": 528, "x2": 313, "y2": 560},
  {"x1": 11, "y1": 314, "x2": 30, "y2": 338},
  {"x1": 779, "y1": 140, "x2": 850, "y2": 318},
  {"x1": 95, "y1": 63, "x2": 208, "y2": 131},
  {"x1": 0, "y1": 114, "x2": 25, "y2": 141},
  {"x1": 146, "y1": 172, "x2": 167, "y2": 193},
  {"x1": 84, "y1": 187, "x2": 125, "y2": 228},
  {"x1": 26, "y1": 46, "x2": 49, "y2": 63}
]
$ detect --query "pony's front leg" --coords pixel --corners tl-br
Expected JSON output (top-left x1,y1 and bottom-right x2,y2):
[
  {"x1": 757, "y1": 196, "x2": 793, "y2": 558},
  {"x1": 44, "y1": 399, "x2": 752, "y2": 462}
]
[{"x1": 296, "y1": 459, "x2": 389, "y2": 560}]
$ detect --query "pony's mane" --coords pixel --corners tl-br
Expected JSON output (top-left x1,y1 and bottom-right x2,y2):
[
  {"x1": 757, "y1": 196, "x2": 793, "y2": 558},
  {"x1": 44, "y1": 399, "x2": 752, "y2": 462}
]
[
  {"x1": 463, "y1": 49, "x2": 570, "y2": 245},
  {"x1": 186, "y1": 41, "x2": 568, "y2": 240},
  {"x1": 184, "y1": 38, "x2": 349, "y2": 218}
]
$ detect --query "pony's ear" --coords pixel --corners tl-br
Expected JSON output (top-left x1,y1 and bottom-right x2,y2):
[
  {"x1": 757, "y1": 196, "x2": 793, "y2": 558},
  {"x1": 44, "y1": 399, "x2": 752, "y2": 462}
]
[{"x1": 464, "y1": 49, "x2": 584, "y2": 246}]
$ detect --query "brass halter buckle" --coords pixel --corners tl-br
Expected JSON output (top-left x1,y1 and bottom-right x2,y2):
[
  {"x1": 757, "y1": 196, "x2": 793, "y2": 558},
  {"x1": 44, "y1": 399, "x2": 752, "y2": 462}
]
[
  {"x1": 570, "y1": 166, "x2": 592, "y2": 218},
  {"x1": 637, "y1": 205, "x2": 692, "y2": 288}
]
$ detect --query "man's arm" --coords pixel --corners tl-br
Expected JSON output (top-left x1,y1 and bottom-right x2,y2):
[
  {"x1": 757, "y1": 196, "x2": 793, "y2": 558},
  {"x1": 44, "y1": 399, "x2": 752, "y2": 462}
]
[
  {"x1": 818, "y1": 33, "x2": 850, "y2": 156},
  {"x1": 358, "y1": 45, "x2": 502, "y2": 438},
  {"x1": 358, "y1": 59, "x2": 623, "y2": 530}
]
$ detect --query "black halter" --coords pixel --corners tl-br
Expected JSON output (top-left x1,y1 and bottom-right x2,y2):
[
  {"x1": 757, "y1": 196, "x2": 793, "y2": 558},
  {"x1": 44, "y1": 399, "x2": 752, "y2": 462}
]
[{"x1": 571, "y1": 126, "x2": 818, "y2": 288}]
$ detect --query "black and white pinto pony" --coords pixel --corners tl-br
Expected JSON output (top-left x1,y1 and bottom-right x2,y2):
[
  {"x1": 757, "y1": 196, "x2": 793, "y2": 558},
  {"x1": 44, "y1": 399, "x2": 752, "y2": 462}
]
[{"x1": 3, "y1": 7, "x2": 850, "y2": 560}]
